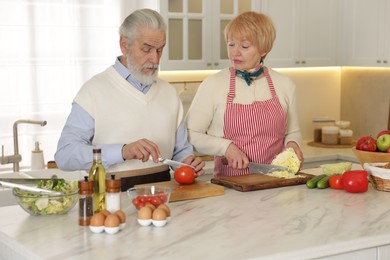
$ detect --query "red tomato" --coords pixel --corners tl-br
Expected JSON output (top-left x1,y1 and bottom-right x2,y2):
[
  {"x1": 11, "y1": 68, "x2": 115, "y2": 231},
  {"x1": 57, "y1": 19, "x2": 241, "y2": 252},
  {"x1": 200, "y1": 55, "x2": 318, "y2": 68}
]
[
  {"x1": 151, "y1": 196, "x2": 162, "y2": 207},
  {"x1": 329, "y1": 175, "x2": 344, "y2": 190},
  {"x1": 132, "y1": 198, "x2": 140, "y2": 207},
  {"x1": 174, "y1": 166, "x2": 196, "y2": 185},
  {"x1": 158, "y1": 193, "x2": 168, "y2": 203}
]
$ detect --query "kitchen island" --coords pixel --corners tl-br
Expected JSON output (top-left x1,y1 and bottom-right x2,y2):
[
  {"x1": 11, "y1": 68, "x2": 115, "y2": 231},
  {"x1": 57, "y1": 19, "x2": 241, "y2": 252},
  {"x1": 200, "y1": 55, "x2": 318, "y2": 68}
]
[{"x1": 1, "y1": 165, "x2": 390, "y2": 259}]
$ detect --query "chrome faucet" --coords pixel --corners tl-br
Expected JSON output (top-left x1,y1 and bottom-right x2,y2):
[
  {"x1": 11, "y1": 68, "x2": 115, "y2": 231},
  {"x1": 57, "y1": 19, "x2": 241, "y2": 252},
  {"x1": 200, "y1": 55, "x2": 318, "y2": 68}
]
[{"x1": 0, "y1": 119, "x2": 47, "y2": 172}]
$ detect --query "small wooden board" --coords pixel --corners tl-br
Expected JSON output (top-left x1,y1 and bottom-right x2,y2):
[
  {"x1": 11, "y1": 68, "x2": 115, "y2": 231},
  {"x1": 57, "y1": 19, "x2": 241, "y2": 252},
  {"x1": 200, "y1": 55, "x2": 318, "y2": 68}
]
[
  {"x1": 136, "y1": 180, "x2": 224, "y2": 202},
  {"x1": 210, "y1": 172, "x2": 314, "y2": 192}
]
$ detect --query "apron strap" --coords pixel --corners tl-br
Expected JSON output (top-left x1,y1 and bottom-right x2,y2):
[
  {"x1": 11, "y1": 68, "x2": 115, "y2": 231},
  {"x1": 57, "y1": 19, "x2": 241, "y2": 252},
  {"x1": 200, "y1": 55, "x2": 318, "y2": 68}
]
[{"x1": 228, "y1": 68, "x2": 236, "y2": 104}]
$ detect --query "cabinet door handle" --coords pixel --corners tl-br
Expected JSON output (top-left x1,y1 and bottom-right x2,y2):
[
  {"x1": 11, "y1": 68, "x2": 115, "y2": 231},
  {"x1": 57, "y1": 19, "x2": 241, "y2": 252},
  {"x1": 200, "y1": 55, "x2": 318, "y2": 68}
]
[
  {"x1": 301, "y1": 61, "x2": 306, "y2": 64},
  {"x1": 214, "y1": 62, "x2": 219, "y2": 66},
  {"x1": 295, "y1": 61, "x2": 300, "y2": 64},
  {"x1": 377, "y1": 60, "x2": 382, "y2": 63},
  {"x1": 206, "y1": 62, "x2": 212, "y2": 66},
  {"x1": 384, "y1": 60, "x2": 388, "y2": 64}
]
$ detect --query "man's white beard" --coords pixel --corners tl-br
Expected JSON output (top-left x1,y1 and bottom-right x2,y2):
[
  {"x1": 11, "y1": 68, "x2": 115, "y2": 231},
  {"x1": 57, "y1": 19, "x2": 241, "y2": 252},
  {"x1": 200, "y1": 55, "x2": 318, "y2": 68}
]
[{"x1": 126, "y1": 55, "x2": 158, "y2": 85}]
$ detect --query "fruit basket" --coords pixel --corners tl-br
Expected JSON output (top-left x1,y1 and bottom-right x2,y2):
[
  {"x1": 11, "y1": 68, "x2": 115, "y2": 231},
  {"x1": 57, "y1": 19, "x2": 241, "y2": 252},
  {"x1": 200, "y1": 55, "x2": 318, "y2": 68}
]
[
  {"x1": 352, "y1": 148, "x2": 390, "y2": 166},
  {"x1": 363, "y1": 162, "x2": 390, "y2": 191}
]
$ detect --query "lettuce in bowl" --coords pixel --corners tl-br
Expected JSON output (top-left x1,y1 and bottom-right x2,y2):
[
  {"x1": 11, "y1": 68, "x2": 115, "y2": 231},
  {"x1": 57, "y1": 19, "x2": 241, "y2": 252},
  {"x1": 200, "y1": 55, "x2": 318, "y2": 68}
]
[{"x1": 13, "y1": 179, "x2": 78, "y2": 216}]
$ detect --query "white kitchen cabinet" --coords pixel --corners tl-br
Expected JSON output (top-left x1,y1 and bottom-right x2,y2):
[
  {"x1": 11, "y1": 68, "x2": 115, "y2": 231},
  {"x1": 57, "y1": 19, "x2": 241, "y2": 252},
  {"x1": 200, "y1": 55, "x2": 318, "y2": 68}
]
[
  {"x1": 342, "y1": 0, "x2": 390, "y2": 66},
  {"x1": 159, "y1": 0, "x2": 260, "y2": 71},
  {"x1": 260, "y1": 0, "x2": 340, "y2": 68}
]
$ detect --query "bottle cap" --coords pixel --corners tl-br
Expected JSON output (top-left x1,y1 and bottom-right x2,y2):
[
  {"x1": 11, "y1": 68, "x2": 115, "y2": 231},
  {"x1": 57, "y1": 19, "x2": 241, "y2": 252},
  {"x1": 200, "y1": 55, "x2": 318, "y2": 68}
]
[
  {"x1": 78, "y1": 176, "x2": 94, "y2": 195},
  {"x1": 106, "y1": 174, "x2": 121, "y2": 193},
  {"x1": 93, "y1": 148, "x2": 102, "y2": 154}
]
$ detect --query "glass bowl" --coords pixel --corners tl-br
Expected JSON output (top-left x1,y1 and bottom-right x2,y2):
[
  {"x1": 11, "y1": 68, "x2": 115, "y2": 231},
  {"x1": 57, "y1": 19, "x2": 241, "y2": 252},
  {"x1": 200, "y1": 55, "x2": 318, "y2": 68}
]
[
  {"x1": 13, "y1": 186, "x2": 78, "y2": 216},
  {"x1": 127, "y1": 185, "x2": 171, "y2": 210}
]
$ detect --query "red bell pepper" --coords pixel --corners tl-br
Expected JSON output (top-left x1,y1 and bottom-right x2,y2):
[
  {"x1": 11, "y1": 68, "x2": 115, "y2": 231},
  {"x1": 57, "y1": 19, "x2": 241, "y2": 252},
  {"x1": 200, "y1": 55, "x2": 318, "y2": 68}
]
[{"x1": 342, "y1": 170, "x2": 369, "y2": 193}]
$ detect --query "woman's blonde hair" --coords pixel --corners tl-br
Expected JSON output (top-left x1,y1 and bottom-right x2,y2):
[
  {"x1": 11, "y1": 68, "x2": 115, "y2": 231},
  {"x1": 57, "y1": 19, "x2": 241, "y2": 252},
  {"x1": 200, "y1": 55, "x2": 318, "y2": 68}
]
[{"x1": 224, "y1": 11, "x2": 276, "y2": 60}]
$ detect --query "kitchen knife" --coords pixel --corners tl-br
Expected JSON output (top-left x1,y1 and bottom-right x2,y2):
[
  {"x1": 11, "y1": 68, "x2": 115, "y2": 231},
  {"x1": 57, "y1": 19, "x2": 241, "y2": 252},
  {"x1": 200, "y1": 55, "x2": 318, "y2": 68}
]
[
  {"x1": 0, "y1": 178, "x2": 65, "y2": 185},
  {"x1": 248, "y1": 162, "x2": 293, "y2": 174},
  {"x1": 221, "y1": 157, "x2": 292, "y2": 174},
  {"x1": 158, "y1": 158, "x2": 195, "y2": 169},
  {"x1": 149, "y1": 156, "x2": 195, "y2": 169}
]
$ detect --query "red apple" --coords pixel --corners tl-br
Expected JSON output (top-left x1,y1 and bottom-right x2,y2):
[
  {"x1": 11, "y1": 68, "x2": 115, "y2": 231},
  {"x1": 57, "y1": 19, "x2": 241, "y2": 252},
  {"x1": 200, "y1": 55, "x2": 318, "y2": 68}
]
[
  {"x1": 377, "y1": 130, "x2": 390, "y2": 139},
  {"x1": 356, "y1": 136, "x2": 377, "y2": 152}
]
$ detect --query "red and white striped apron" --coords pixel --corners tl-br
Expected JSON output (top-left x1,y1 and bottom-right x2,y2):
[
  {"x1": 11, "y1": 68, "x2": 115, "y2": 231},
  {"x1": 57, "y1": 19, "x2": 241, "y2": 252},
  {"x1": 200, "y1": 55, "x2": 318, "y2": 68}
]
[{"x1": 214, "y1": 67, "x2": 287, "y2": 177}]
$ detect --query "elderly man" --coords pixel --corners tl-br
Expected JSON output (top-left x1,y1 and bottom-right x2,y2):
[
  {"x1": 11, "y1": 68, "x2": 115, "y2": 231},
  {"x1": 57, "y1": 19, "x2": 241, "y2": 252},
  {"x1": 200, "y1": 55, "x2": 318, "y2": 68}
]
[{"x1": 55, "y1": 9, "x2": 205, "y2": 190}]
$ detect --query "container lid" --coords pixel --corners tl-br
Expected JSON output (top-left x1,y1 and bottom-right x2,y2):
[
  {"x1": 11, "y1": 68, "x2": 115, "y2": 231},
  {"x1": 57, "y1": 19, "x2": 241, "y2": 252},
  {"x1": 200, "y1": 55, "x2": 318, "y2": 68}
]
[
  {"x1": 339, "y1": 129, "x2": 353, "y2": 137},
  {"x1": 335, "y1": 121, "x2": 351, "y2": 129},
  {"x1": 106, "y1": 174, "x2": 121, "y2": 192},
  {"x1": 78, "y1": 176, "x2": 93, "y2": 195},
  {"x1": 322, "y1": 126, "x2": 339, "y2": 134}
]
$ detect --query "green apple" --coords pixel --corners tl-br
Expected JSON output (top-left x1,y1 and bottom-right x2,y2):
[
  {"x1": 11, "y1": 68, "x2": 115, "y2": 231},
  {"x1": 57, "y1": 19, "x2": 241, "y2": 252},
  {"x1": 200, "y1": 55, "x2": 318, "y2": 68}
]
[{"x1": 376, "y1": 134, "x2": 390, "y2": 152}]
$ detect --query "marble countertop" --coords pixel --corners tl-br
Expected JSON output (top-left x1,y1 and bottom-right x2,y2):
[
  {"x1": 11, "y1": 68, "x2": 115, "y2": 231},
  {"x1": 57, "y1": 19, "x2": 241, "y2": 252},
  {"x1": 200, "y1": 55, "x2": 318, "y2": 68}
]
[{"x1": 2, "y1": 164, "x2": 390, "y2": 260}]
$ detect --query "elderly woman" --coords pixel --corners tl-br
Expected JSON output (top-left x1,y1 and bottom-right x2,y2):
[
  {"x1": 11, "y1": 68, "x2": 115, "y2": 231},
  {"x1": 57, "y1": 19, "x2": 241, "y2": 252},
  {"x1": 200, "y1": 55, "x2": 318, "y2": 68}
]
[{"x1": 186, "y1": 11, "x2": 303, "y2": 177}]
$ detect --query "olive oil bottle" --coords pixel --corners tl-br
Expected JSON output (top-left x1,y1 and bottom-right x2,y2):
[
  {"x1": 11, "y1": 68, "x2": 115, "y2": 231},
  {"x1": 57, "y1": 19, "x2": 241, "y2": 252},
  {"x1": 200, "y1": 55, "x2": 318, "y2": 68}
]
[{"x1": 89, "y1": 148, "x2": 106, "y2": 213}]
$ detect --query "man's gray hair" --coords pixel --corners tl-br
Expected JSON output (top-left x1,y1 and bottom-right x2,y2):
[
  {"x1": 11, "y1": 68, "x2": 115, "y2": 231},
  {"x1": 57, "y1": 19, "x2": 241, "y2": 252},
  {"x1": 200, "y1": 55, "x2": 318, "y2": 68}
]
[{"x1": 119, "y1": 9, "x2": 167, "y2": 45}]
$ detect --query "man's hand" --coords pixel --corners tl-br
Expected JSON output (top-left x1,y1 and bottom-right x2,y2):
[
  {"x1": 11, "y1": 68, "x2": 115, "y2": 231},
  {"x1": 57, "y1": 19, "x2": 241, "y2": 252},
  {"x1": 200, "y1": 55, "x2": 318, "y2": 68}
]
[
  {"x1": 182, "y1": 155, "x2": 206, "y2": 177},
  {"x1": 121, "y1": 138, "x2": 161, "y2": 162}
]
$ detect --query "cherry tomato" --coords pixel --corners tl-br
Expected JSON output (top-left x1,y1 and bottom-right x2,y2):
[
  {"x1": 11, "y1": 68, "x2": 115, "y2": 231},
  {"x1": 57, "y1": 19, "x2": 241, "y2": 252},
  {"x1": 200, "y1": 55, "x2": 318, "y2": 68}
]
[
  {"x1": 132, "y1": 198, "x2": 140, "y2": 207},
  {"x1": 329, "y1": 174, "x2": 344, "y2": 190},
  {"x1": 174, "y1": 166, "x2": 196, "y2": 185},
  {"x1": 151, "y1": 196, "x2": 162, "y2": 207}
]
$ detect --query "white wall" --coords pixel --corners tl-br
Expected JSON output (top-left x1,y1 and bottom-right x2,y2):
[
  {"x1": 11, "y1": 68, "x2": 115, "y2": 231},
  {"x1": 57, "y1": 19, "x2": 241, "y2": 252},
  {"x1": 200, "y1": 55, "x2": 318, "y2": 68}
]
[{"x1": 0, "y1": 1, "x2": 142, "y2": 171}]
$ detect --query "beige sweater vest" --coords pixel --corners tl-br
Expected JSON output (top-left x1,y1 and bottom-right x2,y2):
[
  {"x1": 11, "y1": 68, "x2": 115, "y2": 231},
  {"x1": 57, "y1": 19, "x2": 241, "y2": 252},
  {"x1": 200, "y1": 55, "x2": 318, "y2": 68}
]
[{"x1": 75, "y1": 66, "x2": 183, "y2": 172}]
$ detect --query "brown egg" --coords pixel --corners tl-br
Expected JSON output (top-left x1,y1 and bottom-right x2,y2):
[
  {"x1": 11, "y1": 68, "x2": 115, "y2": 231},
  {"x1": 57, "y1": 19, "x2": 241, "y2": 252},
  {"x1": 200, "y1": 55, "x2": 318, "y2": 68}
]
[
  {"x1": 114, "y1": 210, "x2": 126, "y2": 223},
  {"x1": 90, "y1": 213, "x2": 105, "y2": 226},
  {"x1": 157, "y1": 204, "x2": 171, "y2": 217},
  {"x1": 99, "y1": 209, "x2": 111, "y2": 217},
  {"x1": 104, "y1": 214, "x2": 120, "y2": 227},
  {"x1": 152, "y1": 208, "x2": 167, "y2": 221},
  {"x1": 138, "y1": 206, "x2": 153, "y2": 220},
  {"x1": 145, "y1": 202, "x2": 156, "y2": 210}
]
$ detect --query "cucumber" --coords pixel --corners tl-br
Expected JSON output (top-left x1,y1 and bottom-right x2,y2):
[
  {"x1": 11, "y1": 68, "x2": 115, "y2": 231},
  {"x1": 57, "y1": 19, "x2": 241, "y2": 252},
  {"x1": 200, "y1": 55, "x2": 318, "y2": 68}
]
[
  {"x1": 306, "y1": 174, "x2": 327, "y2": 189},
  {"x1": 317, "y1": 175, "x2": 330, "y2": 189}
]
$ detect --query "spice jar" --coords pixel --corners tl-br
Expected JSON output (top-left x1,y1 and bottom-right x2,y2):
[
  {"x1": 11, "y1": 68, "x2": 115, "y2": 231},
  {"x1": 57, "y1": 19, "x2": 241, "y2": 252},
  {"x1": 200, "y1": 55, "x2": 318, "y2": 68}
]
[
  {"x1": 105, "y1": 175, "x2": 121, "y2": 213},
  {"x1": 78, "y1": 176, "x2": 94, "y2": 226},
  {"x1": 322, "y1": 126, "x2": 340, "y2": 145}
]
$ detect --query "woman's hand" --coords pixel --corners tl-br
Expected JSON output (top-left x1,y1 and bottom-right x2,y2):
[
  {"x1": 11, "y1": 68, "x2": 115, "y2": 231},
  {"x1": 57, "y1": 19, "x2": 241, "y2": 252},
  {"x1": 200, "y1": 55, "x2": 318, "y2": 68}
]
[
  {"x1": 286, "y1": 141, "x2": 304, "y2": 169},
  {"x1": 224, "y1": 143, "x2": 250, "y2": 169},
  {"x1": 182, "y1": 155, "x2": 206, "y2": 177}
]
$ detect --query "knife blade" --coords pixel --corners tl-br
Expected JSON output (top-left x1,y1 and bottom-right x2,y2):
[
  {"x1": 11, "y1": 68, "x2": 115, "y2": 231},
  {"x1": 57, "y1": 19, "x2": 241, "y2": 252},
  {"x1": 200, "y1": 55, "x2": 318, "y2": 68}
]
[
  {"x1": 149, "y1": 156, "x2": 195, "y2": 169},
  {"x1": 248, "y1": 162, "x2": 292, "y2": 174},
  {"x1": 158, "y1": 158, "x2": 195, "y2": 169},
  {"x1": 0, "y1": 178, "x2": 65, "y2": 185},
  {"x1": 221, "y1": 157, "x2": 292, "y2": 174}
]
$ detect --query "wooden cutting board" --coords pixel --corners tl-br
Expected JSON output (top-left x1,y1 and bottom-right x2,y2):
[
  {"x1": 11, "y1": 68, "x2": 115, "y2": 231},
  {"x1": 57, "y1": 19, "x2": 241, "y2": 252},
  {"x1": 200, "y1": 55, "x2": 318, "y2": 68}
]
[
  {"x1": 136, "y1": 180, "x2": 224, "y2": 202},
  {"x1": 210, "y1": 172, "x2": 314, "y2": 192}
]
